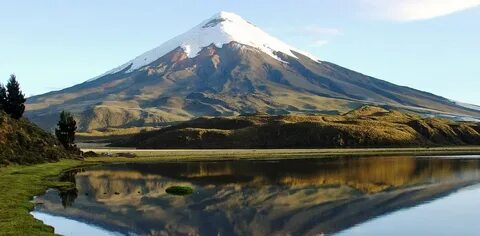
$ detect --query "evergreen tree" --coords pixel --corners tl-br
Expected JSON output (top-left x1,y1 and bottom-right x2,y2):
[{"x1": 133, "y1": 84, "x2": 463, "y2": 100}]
[
  {"x1": 55, "y1": 111, "x2": 77, "y2": 150},
  {"x1": 0, "y1": 84, "x2": 6, "y2": 112},
  {"x1": 5, "y1": 74, "x2": 26, "y2": 119}
]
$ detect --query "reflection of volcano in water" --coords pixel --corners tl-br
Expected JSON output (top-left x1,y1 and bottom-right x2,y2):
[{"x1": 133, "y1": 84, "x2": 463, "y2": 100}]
[{"x1": 35, "y1": 157, "x2": 480, "y2": 235}]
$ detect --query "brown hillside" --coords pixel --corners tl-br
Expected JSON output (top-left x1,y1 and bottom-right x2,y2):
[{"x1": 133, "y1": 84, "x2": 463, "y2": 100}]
[
  {"x1": 0, "y1": 112, "x2": 71, "y2": 165},
  {"x1": 114, "y1": 106, "x2": 480, "y2": 149}
]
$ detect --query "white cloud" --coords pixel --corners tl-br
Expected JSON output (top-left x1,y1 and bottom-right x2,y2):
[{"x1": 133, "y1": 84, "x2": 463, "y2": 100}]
[
  {"x1": 360, "y1": 0, "x2": 480, "y2": 21},
  {"x1": 297, "y1": 26, "x2": 340, "y2": 48},
  {"x1": 303, "y1": 26, "x2": 343, "y2": 36},
  {"x1": 310, "y1": 40, "x2": 329, "y2": 47}
]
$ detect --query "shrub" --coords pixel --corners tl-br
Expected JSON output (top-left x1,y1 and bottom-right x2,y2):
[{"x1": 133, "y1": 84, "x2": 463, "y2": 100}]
[{"x1": 165, "y1": 186, "x2": 193, "y2": 196}]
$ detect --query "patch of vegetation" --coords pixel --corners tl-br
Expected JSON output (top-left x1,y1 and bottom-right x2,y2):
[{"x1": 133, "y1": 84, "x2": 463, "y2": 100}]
[
  {"x1": 115, "y1": 152, "x2": 137, "y2": 158},
  {"x1": 0, "y1": 160, "x2": 82, "y2": 235},
  {"x1": 83, "y1": 151, "x2": 99, "y2": 157},
  {"x1": 165, "y1": 186, "x2": 193, "y2": 196},
  {"x1": 113, "y1": 106, "x2": 480, "y2": 149},
  {"x1": 0, "y1": 112, "x2": 73, "y2": 165}
]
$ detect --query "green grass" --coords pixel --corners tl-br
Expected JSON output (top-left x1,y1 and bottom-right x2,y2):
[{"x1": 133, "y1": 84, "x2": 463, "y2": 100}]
[{"x1": 0, "y1": 160, "x2": 82, "y2": 236}]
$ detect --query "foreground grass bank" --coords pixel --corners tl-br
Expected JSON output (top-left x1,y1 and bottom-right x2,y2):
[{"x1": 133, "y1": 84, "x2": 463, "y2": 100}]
[
  {"x1": 2, "y1": 147, "x2": 480, "y2": 235},
  {"x1": 0, "y1": 160, "x2": 83, "y2": 235}
]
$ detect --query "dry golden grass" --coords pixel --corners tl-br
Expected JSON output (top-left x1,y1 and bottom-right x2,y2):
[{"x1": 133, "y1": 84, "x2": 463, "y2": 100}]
[{"x1": 77, "y1": 127, "x2": 161, "y2": 137}]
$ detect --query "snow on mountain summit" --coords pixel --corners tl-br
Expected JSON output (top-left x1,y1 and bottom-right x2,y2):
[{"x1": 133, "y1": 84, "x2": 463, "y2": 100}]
[{"x1": 88, "y1": 11, "x2": 319, "y2": 82}]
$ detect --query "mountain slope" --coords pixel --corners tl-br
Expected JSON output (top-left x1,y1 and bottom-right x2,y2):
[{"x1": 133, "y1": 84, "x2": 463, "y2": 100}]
[{"x1": 26, "y1": 12, "x2": 480, "y2": 131}]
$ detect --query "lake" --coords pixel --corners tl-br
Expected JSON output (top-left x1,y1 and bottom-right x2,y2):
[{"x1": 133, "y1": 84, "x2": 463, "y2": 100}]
[{"x1": 32, "y1": 156, "x2": 480, "y2": 235}]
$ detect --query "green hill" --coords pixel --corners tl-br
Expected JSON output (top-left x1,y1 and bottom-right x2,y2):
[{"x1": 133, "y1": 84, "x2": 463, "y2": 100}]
[
  {"x1": 113, "y1": 106, "x2": 480, "y2": 149},
  {"x1": 0, "y1": 112, "x2": 72, "y2": 165}
]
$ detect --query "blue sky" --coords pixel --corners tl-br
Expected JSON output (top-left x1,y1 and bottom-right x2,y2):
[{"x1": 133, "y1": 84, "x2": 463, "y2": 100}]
[{"x1": 1, "y1": 0, "x2": 479, "y2": 104}]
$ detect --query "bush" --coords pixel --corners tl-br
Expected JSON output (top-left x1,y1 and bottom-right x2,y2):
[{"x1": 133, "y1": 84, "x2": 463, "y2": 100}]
[
  {"x1": 165, "y1": 186, "x2": 193, "y2": 196},
  {"x1": 115, "y1": 152, "x2": 137, "y2": 158},
  {"x1": 83, "y1": 151, "x2": 99, "y2": 158}
]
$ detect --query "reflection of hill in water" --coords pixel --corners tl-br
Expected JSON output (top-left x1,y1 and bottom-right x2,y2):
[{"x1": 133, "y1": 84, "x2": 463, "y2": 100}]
[{"x1": 37, "y1": 157, "x2": 480, "y2": 235}]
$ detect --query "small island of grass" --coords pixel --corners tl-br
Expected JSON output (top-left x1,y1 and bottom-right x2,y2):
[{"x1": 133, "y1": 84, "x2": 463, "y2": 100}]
[{"x1": 166, "y1": 186, "x2": 193, "y2": 196}]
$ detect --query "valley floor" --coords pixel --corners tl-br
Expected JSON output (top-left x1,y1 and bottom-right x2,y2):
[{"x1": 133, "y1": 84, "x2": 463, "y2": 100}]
[{"x1": 3, "y1": 147, "x2": 480, "y2": 235}]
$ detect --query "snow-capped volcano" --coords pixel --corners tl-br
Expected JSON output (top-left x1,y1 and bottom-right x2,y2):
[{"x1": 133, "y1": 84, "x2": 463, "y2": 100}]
[
  {"x1": 90, "y1": 12, "x2": 318, "y2": 81},
  {"x1": 26, "y1": 11, "x2": 480, "y2": 131}
]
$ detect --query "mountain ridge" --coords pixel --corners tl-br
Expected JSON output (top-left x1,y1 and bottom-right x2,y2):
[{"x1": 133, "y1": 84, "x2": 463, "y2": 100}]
[{"x1": 87, "y1": 11, "x2": 319, "y2": 83}]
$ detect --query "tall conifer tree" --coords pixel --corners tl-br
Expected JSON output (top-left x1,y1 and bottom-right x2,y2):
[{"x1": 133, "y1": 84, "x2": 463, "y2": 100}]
[
  {"x1": 55, "y1": 111, "x2": 77, "y2": 149},
  {"x1": 5, "y1": 74, "x2": 26, "y2": 119},
  {"x1": 0, "y1": 84, "x2": 6, "y2": 112}
]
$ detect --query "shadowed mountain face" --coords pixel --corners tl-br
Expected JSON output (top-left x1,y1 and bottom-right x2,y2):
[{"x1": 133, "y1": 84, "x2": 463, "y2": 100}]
[
  {"x1": 34, "y1": 157, "x2": 480, "y2": 235},
  {"x1": 25, "y1": 13, "x2": 480, "y2": 131}
]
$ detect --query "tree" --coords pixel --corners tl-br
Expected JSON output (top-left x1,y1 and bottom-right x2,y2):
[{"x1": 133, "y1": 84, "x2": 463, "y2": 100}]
[
  {"x1": 0, "y1": 84, "x2": 6, "y2": 112},
  {"x1": 55, "y1": 111, "x2": 77, "y2": 150},
  {"x1": 5, "y1": 74, "x2": 26, "y2": 119}
]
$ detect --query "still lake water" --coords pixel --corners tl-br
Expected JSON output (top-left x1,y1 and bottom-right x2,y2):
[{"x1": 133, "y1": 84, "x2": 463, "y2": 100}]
[{"x1": 32, "y1": 156, "x2": 480, "y2": 236}]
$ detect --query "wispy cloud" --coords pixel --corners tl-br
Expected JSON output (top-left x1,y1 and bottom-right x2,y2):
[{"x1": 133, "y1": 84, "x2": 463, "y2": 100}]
[
  {"x1": 310, "y1": 40, "x2": 329, "y2": 48},
  {"x1": 303, "y1": 26, "x2": 343, "y2": 36},
  {"x1": 360, "y1": 0, "x2": 480, "y2": 21},
  {"x1": 297, "y1": 25, "x2": 341, "y2": 48}
]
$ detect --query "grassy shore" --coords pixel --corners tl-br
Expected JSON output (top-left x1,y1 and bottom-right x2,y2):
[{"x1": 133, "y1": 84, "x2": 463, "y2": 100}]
[
  {"x1": 2, "y1": 147, "x2": 480, "y2": 235},
  {"x1": 0, "y1": 160, "x2": 84, "y2": 235}
]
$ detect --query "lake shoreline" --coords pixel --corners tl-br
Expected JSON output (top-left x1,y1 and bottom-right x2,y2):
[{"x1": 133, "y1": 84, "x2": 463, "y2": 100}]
[
  {"x1": 3, "y1": 147, "x2": 480, "y2": 235},
  {"x1": 30, "y1": 153, "x2": 480, "y2": 235}
]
